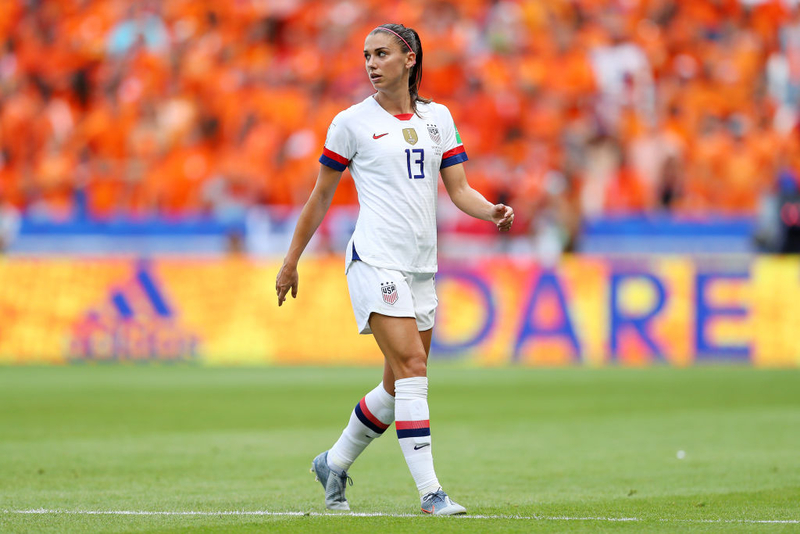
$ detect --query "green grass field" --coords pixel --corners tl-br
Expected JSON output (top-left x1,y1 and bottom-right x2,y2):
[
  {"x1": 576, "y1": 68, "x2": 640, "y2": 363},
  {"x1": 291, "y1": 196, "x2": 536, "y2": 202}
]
[{"x1": 0, "y1": 365, "x2": 798, "y2": 533}]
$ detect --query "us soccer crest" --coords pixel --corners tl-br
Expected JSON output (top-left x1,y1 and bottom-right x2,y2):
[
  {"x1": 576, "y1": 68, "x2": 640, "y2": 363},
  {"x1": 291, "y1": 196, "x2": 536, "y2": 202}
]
[
  {"x1": 427, "y1": 124, "x2": 441, "y2": 145},
  {"x1": 402, "y1": 128, "x2": 418, "y2": 145},
  {"x1": 381, "y1": 281, "x2": 398, "y2": 305}
]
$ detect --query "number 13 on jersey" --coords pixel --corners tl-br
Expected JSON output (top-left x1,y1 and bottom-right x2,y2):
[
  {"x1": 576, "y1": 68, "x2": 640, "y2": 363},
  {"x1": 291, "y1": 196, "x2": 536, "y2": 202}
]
[{"x1": 405, "y1": 149, "x2": 425, "y2": 179}]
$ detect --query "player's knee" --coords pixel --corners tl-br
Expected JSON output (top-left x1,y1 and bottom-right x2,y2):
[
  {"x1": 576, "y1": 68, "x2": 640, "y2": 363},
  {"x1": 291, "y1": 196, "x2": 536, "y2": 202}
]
[{"x1": 395, "y1": 351, "x2": 427, "y2": 378}]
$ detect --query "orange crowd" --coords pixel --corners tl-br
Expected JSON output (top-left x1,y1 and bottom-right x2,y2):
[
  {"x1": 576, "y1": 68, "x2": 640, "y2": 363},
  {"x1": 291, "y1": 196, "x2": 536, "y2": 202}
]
[{"x1": 0, "y1": 0, "x2": 799, "y2": 229}]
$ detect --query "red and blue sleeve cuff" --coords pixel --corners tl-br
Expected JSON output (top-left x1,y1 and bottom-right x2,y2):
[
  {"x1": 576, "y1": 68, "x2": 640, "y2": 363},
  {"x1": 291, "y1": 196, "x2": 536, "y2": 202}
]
[
  {"x1": 441, "y1": 146, "x2": 468, "y2": 169},
  {"x1": 319, "y1": 147, "x2": 349, "y2": 171}
]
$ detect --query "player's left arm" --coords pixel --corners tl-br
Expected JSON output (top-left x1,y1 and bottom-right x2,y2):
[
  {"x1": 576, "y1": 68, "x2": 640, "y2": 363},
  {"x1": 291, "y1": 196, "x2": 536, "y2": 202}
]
[{"x1": 440, "y1": 163, "x2": 513, "y2": 232}]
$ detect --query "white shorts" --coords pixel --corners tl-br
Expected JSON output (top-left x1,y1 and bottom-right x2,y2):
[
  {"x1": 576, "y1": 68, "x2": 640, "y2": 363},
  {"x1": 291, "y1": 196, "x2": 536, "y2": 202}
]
[{"x1": 346, "y1": 261, "x2": 437, "y2": 335}]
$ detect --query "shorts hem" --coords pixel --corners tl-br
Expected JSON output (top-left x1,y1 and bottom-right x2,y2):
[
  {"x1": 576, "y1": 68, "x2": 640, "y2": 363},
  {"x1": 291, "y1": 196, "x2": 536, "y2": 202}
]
[{"x1": 358, "y1": 309, "x2": 417, "y2": 335}]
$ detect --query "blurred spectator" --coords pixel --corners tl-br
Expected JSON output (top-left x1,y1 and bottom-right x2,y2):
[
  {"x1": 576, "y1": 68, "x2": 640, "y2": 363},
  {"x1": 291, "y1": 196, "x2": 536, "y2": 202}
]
[
  {"x1": 0, "y1": 188, "x2": 20, "y2": 252},
  {"x1": 589, "y1": 11, "x2": 656, "y2": 130},
  {"x1": 768, "y1": 6, "x2": 800, "y2": 133},
  {"x1": 106, "y1": 2, "x2": 171, "y2": 57}
]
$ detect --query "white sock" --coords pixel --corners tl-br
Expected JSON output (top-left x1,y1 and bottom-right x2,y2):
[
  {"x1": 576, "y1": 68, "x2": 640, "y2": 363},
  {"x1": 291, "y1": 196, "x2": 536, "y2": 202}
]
[
  {"x1": 395, "y1": 377, "x2": 441, "y2": 497},
  {"x1": 327, "y1": 382, "x2": 395, "y2": 474}
]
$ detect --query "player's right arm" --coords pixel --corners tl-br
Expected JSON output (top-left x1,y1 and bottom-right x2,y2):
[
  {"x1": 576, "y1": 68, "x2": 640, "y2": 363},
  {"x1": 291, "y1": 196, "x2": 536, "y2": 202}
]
[{"x1": 276, "y1": 164, "x2": 343, "y2": 306}]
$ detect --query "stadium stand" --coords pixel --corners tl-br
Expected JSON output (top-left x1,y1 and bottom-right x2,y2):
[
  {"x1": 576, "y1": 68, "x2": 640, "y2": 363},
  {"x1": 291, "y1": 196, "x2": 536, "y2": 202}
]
[{"x1": 1, "y1": 0, "x2": 799, "y2": 254}]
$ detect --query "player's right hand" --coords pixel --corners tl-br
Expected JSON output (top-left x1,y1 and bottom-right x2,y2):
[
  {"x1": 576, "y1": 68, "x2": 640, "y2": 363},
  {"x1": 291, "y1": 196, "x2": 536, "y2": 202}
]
[{"x1": 276, "y1": 260, "x2": 299, "y2": 306}]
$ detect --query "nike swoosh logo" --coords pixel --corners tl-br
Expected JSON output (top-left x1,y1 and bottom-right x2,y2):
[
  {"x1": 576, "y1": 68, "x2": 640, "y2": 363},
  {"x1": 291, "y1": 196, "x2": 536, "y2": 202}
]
[
  {"x1": 414, "y1": 444, "x2": 430, "y2": 450},
  {"x1": 373, "y1": 133, "x2": 388, "y2": 139}
]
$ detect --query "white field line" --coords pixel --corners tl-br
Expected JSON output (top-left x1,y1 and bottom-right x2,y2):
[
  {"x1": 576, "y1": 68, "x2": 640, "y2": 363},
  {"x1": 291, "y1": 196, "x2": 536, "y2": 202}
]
[{"x1": 2, "y1": 509, "x2": 799, "y2": 524}]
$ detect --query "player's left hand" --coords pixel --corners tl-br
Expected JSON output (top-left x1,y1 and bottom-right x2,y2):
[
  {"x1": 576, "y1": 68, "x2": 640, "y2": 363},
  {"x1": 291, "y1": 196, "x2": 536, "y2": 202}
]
[{"x1": 491, "y1": 203, "x2": 514, "y2": 232}]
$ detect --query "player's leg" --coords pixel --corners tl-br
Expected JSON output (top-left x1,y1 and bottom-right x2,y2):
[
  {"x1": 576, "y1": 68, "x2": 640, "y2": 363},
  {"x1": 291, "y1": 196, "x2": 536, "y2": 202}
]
[
  {"x1": 312, "y1": 358, "x2": 396, "y2": 511},
  {"x1": 369, "y1": 314, "x2": 466, "y2": 515},
  {"x1": 311, "y1": 263, "x2": 408, "y2": 510},
  {"x1": 327, "y1": 362, "x2": 396, "y2": 473},
  {"x1": 382, "y1": 358, "x2": 396, "y2": 395}
]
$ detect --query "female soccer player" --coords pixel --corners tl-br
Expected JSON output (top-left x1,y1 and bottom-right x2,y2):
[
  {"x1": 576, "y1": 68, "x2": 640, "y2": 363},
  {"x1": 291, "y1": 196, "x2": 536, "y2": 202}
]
[{"x1": 275, "y1": 23, "x2": 513, "y2": 516}]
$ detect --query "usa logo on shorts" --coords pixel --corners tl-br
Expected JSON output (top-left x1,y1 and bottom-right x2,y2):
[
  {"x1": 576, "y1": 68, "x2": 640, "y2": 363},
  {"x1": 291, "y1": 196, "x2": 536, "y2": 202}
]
[{"x1": 381, "y1": 282, "x2": 398, "y2": 305}]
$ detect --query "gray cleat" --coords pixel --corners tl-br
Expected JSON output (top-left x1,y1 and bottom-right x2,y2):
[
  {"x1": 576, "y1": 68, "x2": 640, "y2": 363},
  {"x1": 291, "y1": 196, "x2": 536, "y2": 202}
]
[
  {"x1": 420, "y1": 488, "x2": 467, "y2": 515},
  {"x1": 310, "y1": 451, "x2": 352, "y2": 511}
]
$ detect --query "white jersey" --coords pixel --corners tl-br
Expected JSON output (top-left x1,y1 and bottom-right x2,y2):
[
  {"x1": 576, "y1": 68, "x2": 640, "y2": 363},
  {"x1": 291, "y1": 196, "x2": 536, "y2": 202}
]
[{"x1": 320, "y1": 95, "x2": 467, "y2": 273}]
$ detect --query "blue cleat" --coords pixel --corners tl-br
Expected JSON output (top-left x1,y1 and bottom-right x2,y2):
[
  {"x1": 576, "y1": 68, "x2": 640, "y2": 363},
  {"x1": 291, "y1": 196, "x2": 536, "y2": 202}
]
[
  {"x1": 420, "y1": 488, "x2": 467, "y2": 516},
  {"x1": 310, "y1": 451, "x2": 352, "y2": 511}
]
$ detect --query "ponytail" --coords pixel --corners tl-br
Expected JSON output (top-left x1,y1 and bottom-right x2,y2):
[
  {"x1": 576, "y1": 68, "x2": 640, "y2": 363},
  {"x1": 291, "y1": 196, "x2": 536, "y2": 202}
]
[{"x1": 407, "y1": 28, "x2": 426, "y2": 108}]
